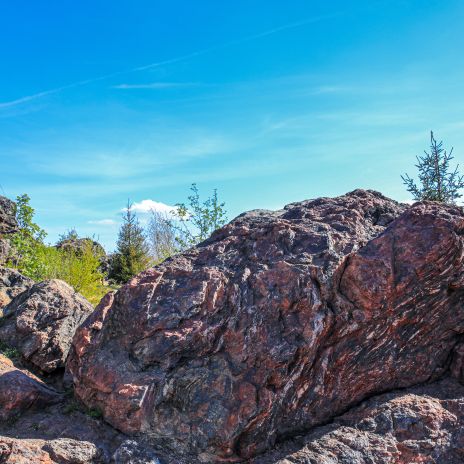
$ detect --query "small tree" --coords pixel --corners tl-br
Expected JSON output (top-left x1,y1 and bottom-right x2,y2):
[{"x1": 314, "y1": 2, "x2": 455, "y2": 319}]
[
  {"x1": 57, "y1": 228, "x2": 79, "y2": 245},
  {"x1": 172, "y1": 183, "x2": 227, "y2": 249},
  {"x1": 8, "y1": 194, "x2": 47, "y2": 277},
  {"x1": 402, "y1": 131, "x2": 464, "y2": 204},
  {"x1": 146, "y1": 211, "x2": 177, "y2": 264},
  {"x1": 110, "y1": 201, "x2": 150, "y2": 283}
]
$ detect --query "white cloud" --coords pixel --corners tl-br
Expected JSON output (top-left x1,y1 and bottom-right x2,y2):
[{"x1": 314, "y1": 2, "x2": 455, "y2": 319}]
[
  {"x1": 88, "y1": 219, "x2": 117, "y2": 225},
  {"x1": 125, "y1": 199, "x2": 178, "y2": 216}
]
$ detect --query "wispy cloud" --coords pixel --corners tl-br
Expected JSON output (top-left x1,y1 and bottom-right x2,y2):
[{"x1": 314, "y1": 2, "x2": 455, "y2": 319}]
[
  {"x1": 0, "y1": 12, "x2": 342, "y2": 110},
  {"x1": 0, "y1": 89, "x2": 60, "y2": 109},
  {"x1": 113, "y1": 82, "x2": 199, "y2": 90},
  {"x1": 88, "y1": 219, "x2": 117, "y2": 225}
]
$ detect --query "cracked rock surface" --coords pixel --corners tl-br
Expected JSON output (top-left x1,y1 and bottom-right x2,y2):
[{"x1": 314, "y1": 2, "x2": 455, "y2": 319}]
[
  {"x1": 67, "y1": 189, "x2": 464, "y2": 461},
  {"x1": 1, "y1": 279, "x2": 94, "y2": 373}
]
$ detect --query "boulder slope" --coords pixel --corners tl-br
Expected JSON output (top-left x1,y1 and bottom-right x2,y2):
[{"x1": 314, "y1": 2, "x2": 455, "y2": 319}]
[{"x1": 67, "y1": 190, "x2": 464, "y2": 462}]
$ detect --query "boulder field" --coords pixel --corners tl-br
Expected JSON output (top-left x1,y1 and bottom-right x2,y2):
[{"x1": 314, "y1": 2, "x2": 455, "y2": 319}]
[{"x1": 2, "y1": 191, "x2": 464, "y2": 463}]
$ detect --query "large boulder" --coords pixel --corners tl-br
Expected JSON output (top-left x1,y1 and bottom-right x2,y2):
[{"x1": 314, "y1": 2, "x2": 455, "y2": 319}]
[
  {"x1": 1, "y1": 280, "x2": 94, "y2": 373},
  {"x1": 67, "y1": 190, "x2": 464, "y2": 462},
  {"x1": 0, "y1": 267, "x2": 34, "y2": 309},
  {"x1": 0, "y1": 354, "x2": 61, "y2": 421}
]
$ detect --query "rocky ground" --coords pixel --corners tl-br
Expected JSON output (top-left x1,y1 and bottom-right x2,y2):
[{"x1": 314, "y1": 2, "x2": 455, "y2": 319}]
[{"x1": 1, "y1": 191, "x2": 464, "y2": 463}]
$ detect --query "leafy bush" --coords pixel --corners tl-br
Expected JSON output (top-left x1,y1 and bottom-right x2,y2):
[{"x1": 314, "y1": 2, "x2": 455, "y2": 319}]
[
  {"x1": 8, "y1": 194, "x2": 46, "y2": 277},
  {"x1": 8, "y1": 195, "x2": 108, "y2": 305},
  {"x1": 33, "y1": 242, "x2": 107, "y2": 305},
  {"x1": 173, "y1": 183, "x2": 227, "y2": 249}
]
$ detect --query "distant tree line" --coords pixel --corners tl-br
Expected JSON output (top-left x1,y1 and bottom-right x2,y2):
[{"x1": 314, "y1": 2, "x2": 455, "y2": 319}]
[
  {"x1": 109, "y1": 184, "x2": 227, "y2": 283},
  {"x1": 6, "y1": 184, "x2": 228, "y2": 303}
]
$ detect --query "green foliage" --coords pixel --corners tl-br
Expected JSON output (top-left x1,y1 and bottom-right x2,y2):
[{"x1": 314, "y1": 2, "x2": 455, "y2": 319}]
[
  {"x1": 402, "y1": 131, "x2": 464, "y2": 204},
  {"x1": 86, "y1": 407, "x2": 103, "y2": 419},
  {"x1": 57, "y1": 228, "x2": 79, "y2": 244},
  {"x1": 8, "y1": 194, "x2": 47, "y2": 277},
  {"x1": 7, "y1": 196, "x2": 107, "y2": 305},
  {"x1": 110, "y1": 202, "x2": 151, "y2": 283},
  {"x1": 171, "y1": 183, "x2": 227, "y2": 249},
  {"x1": 33, "y1": 242, "x2": 106, "y2": 305},
  {"x1": 0, "y1": 340, "x2": 20, "y2": 360}
]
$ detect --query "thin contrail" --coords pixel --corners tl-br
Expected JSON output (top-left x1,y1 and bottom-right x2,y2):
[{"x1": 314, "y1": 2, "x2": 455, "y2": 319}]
[{"x1": 0, "y1": 12, "x2": 341, "y2": 109}]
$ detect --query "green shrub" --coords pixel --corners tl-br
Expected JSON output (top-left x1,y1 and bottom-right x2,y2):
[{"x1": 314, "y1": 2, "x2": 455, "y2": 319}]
[
  {"x1": 33, "y1": 242, "x2": 107, "y2": 305},
  {"x1": 8, "y1": 194, "x2": 47, "y2": 277}
]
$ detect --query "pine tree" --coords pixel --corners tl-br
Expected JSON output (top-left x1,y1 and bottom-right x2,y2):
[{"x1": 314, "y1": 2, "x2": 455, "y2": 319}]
[
  {"x1": 402, "y1": 131, "x2": 464, "y2": 204},
  {"x1": 110, "y1": 201, "x2": 151, "y2": 283}
]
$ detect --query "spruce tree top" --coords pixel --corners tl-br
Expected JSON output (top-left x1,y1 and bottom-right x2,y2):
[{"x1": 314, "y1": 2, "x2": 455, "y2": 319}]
[{"x1": 402, "y1": 131, "x2": 464, "y2": 204}]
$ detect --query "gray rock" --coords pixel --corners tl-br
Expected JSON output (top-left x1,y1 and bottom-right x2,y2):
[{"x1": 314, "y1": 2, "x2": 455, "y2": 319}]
[
  {"x1": 113, "y1": 440, "x2": 161, "y2": 464},
  {"x1": 0, "y1": 267, "x2": 33, "y2": 310},
  {"x1": 0, "y1": 279, "x2": 94, "y2": 372},
  {"x1": 0, "y1": 196, "x2": 17, "y2": 235},
  {"x1": 43, "y1": 438, "x2": 103, "y2": 463}
]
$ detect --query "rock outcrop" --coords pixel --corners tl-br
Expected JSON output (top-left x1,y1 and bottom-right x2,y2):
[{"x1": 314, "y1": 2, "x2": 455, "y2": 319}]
[
  {"x1": 56, "y1": 237, "x2": 106, "y2": 257},
  {"x1": 0, "y1": 354, "x2": 61, "y2": 421},
  {"x1": 256, "y1": 378, "x2": 464, "y2": 464},
  {"x1": 0, "y1": 267, "x2": 34, "y2": 309},
  {"x1": 66, "y1": 189, "x2": 464, "y2": 462},
  {"x1": 0, "y1": 195, "x2": 17, "y2": 265},
  {"x1": 1, "y1": 280, "x2": 94, "y2": 373},
  {"x1": 0, "y1": 196, "x2": 17, "y2": 236}
]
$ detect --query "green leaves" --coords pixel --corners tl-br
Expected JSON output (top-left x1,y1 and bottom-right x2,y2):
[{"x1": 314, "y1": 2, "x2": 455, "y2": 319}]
[
  {"x1": 170, "y1": 183, "x2": 227, "y2": 250},
  {"x1": 402, "y1": 132, "x2": 464, "y2": 204},
  {"x1": 8, "y1": 194, "x2": 47, "y2": 278}
]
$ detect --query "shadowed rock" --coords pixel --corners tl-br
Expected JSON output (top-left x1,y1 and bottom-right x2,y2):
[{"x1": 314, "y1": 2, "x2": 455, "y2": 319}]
[
  {"x1": 0, "y1": 354, "x2": 61, "y2": 421},
  {"x1": 255, "y1": 378, "x2": 464, "y2": 464},
  {"x1": 67, "y1": 190, "x2": 464, "y2": 461},
  {"x1": 0, "y1": 195, "x2": 17, "y2": 266},
  {"x1": 0, "y1": 196, "x2": 17, "y2": 236},
  {"x1": 0, "y1": 267, "x2": 34, "y2": 310},
  {"x1": 1, "y1": 280, "x2": 94, "y2": 373}
]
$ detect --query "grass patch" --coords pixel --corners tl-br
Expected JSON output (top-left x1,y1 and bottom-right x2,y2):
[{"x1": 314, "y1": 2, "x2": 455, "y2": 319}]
[{"x1": 0, "y1": 340, "x2": 20, "y2": 360}]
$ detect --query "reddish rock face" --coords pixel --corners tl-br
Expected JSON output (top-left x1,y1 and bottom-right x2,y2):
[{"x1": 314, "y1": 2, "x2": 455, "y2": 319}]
[
  {"x1": 256, "y1": 378, "x2": 464, "y2": 464},
  {"x1": 0, "y1": 354, "x2": 61, "y2": 421},
  {"x1": 67, "y1": 190, "x2": 464, "y2": 462},
  {"x1": 1, "y1": 280, "x2": 94, "y2": 373}
]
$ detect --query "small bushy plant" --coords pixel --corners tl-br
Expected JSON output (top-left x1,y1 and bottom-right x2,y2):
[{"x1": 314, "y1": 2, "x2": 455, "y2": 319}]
[
  {"x1": 173, "y1": 183, "x2": 227, "y2": 249},
  {"x1": 7, "y1": 195, "x2": 108, "y2": 305}
]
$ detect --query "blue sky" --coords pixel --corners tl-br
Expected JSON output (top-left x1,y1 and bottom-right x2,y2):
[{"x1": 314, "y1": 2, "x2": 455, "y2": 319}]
[{"x1": 1, "y1": 0, "x2": 464, "y2": 250}]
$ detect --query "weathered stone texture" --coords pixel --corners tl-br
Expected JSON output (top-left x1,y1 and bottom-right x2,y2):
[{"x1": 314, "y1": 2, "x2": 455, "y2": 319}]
[{"x1": 1, "y1": 280, "x2": 94, "y2": 372}]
